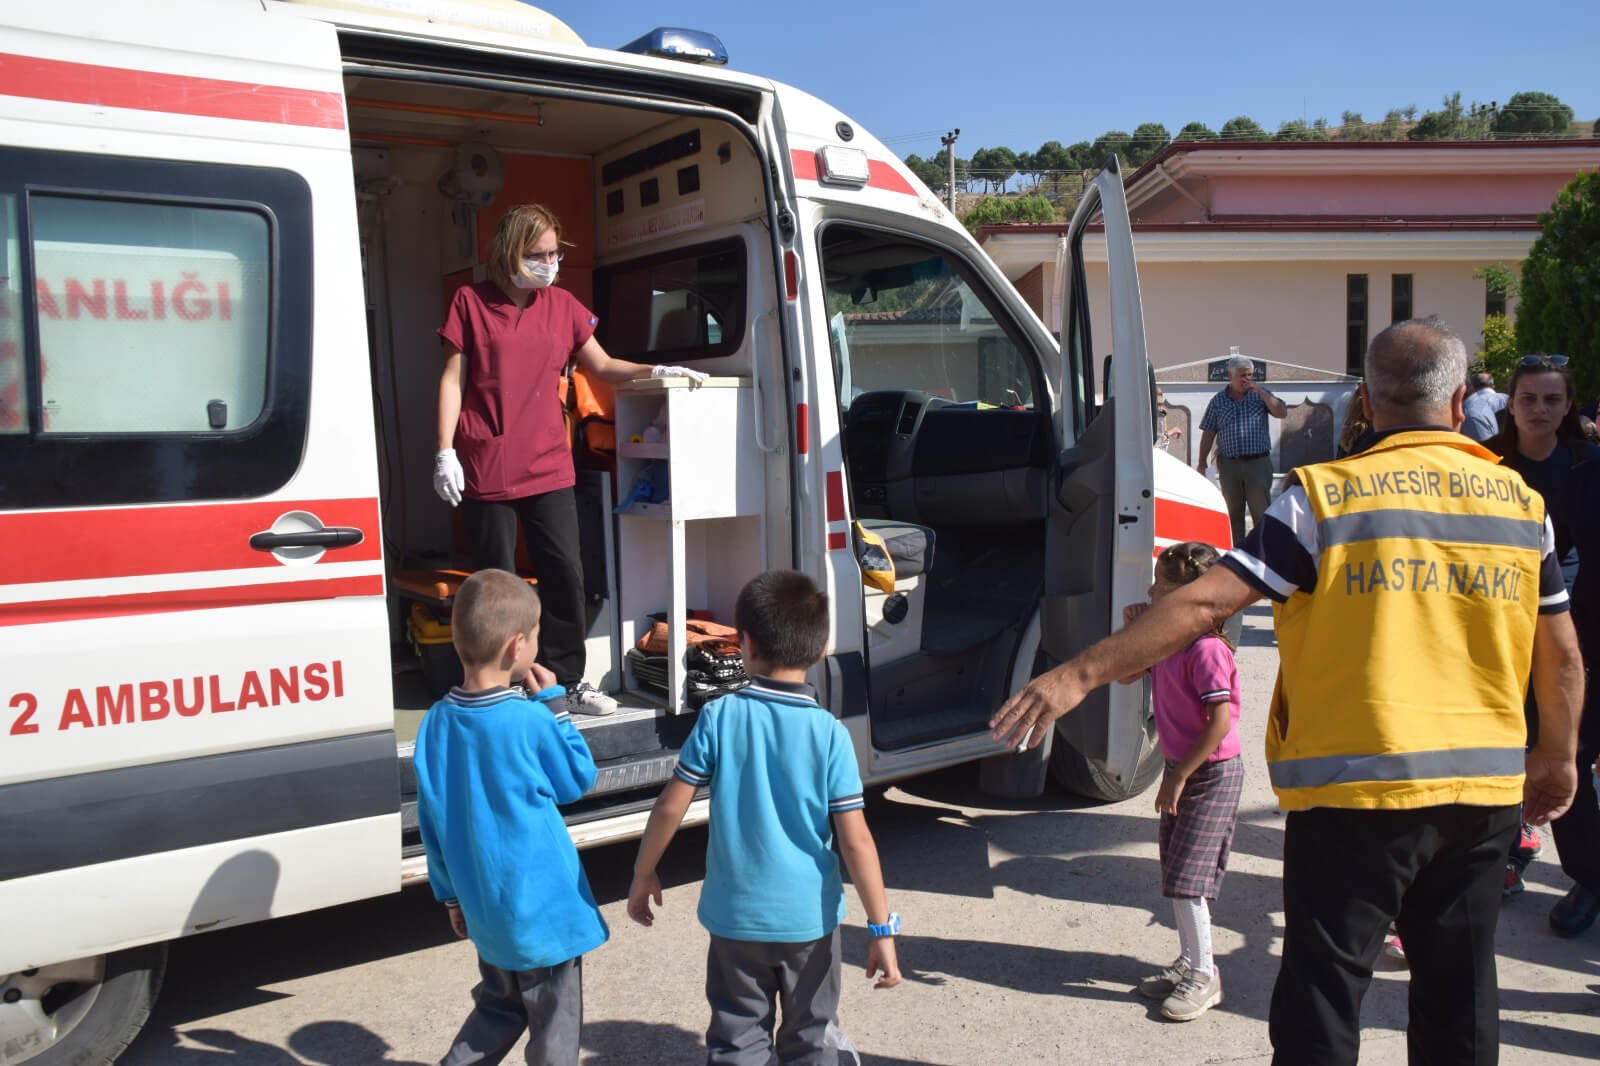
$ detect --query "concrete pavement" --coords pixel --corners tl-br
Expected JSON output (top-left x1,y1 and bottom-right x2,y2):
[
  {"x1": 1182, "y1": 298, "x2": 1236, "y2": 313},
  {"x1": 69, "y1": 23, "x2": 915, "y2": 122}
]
[{"x1": 121, "y1": 604, "x2": 1600, "y2": 1064}]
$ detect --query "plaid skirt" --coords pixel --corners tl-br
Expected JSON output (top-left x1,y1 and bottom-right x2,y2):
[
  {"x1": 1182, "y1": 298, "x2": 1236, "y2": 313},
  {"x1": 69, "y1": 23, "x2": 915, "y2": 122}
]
[{"x1": 1159, "y1": 755, "x2": 1244, "y2": 899}]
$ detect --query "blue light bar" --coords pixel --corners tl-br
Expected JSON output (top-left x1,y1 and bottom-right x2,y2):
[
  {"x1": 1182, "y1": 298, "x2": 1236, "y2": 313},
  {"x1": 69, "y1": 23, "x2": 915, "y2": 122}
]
[{"x1": 618, "y1": 27, "x2": 729, "y2": 66}]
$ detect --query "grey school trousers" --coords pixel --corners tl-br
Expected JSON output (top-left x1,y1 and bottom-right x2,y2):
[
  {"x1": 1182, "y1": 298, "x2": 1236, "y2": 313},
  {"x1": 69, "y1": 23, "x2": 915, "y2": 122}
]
[
  {"x1": 706, "y1": 929, "x2": 843, "y2": 1066},
  {"x1": 440, "y1": 955, "x2": 582, "y2": 1066}
]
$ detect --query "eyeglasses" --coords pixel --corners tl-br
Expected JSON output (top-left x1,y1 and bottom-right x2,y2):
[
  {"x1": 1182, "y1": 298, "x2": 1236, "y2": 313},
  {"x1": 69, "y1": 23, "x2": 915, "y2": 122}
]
[
  {"x1": 1518, "y1": 354, "x2": 1569, "y2": 369},
  {"x1": 524, "y1": 250, "x2": 565, "y2": 264}
]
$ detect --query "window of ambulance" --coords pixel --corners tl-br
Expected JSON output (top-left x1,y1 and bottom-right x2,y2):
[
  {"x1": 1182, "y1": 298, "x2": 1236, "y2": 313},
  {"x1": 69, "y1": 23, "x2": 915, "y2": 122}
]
[
  {"x1": 0, "y1": 149, "x2": 313, "y2": 508},
  {"x1": 820, "y1": 232, "x2": 1034, "y2": 411},
  {"x1": 593, "y1": 238, "x2": 745, "y2": 361}
]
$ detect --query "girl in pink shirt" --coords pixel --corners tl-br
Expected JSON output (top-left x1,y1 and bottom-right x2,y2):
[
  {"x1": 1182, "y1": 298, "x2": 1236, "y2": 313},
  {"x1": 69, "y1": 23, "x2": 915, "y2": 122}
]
[{"x1": 1121, "y1": 541, "x2": 1243, "y2": 1022}]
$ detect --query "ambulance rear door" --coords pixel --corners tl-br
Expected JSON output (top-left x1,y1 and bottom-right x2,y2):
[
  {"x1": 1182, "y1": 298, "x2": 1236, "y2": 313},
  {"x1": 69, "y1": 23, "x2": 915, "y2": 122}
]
[
  {"x1": 1041, "y1": 159, "x2": 1160, "y2": 800},
  {"x1": 0, "y1": 0, "x2": 398, "y2": 981}
]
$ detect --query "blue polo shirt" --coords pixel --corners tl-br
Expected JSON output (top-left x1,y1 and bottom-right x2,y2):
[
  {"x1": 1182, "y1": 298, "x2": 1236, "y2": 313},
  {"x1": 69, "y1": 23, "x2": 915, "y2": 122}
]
[{"x1": 673, "y1": 678, "x2": 865, "y2": 943}]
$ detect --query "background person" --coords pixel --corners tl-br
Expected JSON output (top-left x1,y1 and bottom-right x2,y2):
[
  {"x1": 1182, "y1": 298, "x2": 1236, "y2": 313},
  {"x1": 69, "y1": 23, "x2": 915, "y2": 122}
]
[
  {"x1": 1461, "y1": 370, "x2": 1508, "y2": 443},
  {"x1": 1487, "y1": 355, "x2": 1600, "y2": 929},
  {"x1": 992, "y1": 318, "x2": 1584, "y2": 1066},
  {"x1": 1195, "y1": 354, "x2": 1287, "y2": 547},
  {"x1": 434, "y1": 203, "x2": 706, "y2": 715}
]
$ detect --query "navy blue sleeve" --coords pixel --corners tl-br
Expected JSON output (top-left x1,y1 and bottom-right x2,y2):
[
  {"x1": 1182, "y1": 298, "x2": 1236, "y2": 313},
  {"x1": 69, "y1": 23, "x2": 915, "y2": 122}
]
[{"x1": 1221, "y1": 483, "x2": 1320, "y2": 602}]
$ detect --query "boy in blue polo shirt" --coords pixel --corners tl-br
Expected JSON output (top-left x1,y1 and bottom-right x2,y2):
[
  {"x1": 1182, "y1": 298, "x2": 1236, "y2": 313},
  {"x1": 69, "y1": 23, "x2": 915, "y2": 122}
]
[
  {"x1": 628, "y1": 569, "x2": 901, "y2": 1065},
  {"x1": 413, "y1": 569, "x2": 608, "y2": 1066}
]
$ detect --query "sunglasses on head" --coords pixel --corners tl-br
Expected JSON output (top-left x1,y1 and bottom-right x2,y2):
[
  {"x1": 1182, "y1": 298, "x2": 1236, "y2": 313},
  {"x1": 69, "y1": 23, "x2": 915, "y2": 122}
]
[{"x1": 1518, "y1": 354, "x2": 1569, "y2": 369}]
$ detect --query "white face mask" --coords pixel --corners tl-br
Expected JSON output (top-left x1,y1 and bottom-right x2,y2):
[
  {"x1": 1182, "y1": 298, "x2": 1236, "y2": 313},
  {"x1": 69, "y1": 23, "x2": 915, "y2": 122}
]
[{"x1": 513, "y1": 257, "x2": 558, "y2": 290}]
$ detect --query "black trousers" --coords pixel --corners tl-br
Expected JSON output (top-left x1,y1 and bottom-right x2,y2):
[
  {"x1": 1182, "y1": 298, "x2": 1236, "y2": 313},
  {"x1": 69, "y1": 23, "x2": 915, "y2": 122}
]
[
  {"x1": 1550, "y1": 636, "x2": 1600, "y2": 893},
  {"x1": 461, "y1": 488, "x2": 586, "y2": 686},
  {"x1": 1270, "y1": 804, "x2": 1520, "y2": 1066}
]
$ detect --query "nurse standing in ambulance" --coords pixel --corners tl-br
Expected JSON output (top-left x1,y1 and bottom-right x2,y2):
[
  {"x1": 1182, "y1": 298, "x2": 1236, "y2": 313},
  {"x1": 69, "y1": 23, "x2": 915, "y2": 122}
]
[{"x1": 433, "y1": 203, "x2": 705, "y2": 715}]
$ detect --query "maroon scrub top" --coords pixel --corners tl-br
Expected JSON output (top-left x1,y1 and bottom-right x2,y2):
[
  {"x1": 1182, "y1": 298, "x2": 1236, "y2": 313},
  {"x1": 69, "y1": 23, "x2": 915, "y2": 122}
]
[{"x1": 438, "y1": 281, "x2": 599, "y2": 501}]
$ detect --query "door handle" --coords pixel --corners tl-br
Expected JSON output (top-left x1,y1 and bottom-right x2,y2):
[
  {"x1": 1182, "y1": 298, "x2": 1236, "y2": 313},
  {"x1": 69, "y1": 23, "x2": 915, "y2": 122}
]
[{"x1": 250, "y1": 527, "x2": 365, "y2": 551}]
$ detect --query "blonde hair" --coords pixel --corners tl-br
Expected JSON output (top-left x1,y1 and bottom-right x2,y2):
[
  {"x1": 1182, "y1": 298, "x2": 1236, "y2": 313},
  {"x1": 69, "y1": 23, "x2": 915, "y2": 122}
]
[
  {"x1": 485, "y1": 204, "x2": 567, "y2": 285},
  {"x1": 451, "y1": 569, "x2": 542, "y2": 667}
]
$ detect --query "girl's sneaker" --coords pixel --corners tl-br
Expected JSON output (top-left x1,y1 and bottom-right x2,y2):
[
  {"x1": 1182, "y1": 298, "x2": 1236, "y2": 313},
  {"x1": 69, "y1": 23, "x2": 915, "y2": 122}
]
[
  {"x1": 1137, "y1": 958, "x2": 1192, "y2": 1000},
  {"x1": 1161, "y1": 968, "x2": 1222, "y2": 1021},
  {"x1": 1383, "y1": 935, "x2": 1407, "y2": 962}
]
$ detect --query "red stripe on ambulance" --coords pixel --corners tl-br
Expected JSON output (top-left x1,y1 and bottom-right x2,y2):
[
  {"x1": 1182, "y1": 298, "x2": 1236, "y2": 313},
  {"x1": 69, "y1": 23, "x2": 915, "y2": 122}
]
[
  {"x1": 789, "y1": 149, "x2": 916, "y2": 197},
  {"x1": 0, "y1": 498, "x2": 382, "y2": 586},
  {"x1": 824, "y1": 471, "x2": 845, "y2": 523},
  {"x1": 0, "y1": 52, "x2": 346, "y2": 130},
  {"x1": 1154, "y1": 496, "x2": 1234, "y2": 551},
  {"x1": 0, "y1": 574, "x2": 385, "y2": 628}
]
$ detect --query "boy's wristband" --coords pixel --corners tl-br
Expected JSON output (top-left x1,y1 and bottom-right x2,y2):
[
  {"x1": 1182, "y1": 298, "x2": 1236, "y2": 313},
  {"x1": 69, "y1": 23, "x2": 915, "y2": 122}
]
[
  {"x1": 444, "y1": 900, "x2": 460, "y2": 909},
  {"x1": 867, "y1": 913, "x2": 900, "y2": 938}
]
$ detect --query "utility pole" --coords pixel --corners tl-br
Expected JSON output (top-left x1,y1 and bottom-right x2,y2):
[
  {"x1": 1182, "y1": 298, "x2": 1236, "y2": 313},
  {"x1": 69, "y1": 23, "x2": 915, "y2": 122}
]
[{"x1": 940, "y1": 128, "x2": 960, "y2": 212}]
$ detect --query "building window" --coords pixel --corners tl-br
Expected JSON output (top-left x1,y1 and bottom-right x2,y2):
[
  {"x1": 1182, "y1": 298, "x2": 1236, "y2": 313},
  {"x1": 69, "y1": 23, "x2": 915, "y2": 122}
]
[
  {"x1": 1391, "y1": 274, "x2": 1413, "y2": 324},
  {"x1": 1486, "y1": 281, "x2": 1507, "y2": 319},
  {"x1": 1346, "y1": 275, "x2": 1368, "y2": 376}
]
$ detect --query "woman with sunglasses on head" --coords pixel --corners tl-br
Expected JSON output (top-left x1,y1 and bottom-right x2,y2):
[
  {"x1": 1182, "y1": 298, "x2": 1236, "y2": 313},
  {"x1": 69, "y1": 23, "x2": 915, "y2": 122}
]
[
  {"x1": 434, "y1": 204, "x2": 707, "y2": 716},
  {"x1": 1486, "y1": 355, "x2": 1600, "y2": 930}
]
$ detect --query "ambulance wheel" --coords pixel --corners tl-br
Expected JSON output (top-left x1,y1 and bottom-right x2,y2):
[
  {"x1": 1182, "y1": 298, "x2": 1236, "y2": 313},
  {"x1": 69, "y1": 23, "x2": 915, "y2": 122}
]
[
  {"x1": 1049, "y1": 735, "x2": 1164, "y2": 803},
  {"x1": 0, "y1": 944, "x2": 166, "y2": 1066}
]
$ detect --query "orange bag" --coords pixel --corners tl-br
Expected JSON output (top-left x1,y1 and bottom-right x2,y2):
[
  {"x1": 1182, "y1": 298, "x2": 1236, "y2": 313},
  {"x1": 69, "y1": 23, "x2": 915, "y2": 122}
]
[
  {"x1": 559, "y1": 366, "x2": 616, "y2": 460},
  {"x1": 635, "y1": 617, "x2": 738, "y2": 656}
]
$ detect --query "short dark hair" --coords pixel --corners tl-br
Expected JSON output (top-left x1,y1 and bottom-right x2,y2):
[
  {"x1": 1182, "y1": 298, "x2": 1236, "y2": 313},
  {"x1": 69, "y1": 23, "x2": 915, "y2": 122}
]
[
  {"x1": 735, "y1": 570, "x2": 829, "y2": 669},
  {"x1": 1471, "y1": 371, "x2": 1496, "y2": 391},
  {"x1": 452, "y1": 569, "x2": 541, "y2": 667}
]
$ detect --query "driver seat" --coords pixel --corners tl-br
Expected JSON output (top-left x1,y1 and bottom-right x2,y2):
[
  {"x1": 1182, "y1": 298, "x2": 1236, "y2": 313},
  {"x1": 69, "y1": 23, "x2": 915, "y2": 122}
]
[{"x1": 857, "y1": 519, "x2": 935, "y2": 666}]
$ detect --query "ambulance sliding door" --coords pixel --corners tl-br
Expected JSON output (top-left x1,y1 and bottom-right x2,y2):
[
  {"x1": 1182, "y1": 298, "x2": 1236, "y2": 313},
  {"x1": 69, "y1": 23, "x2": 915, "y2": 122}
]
[{"x1": 0, "y1": 1, "x2": 397, "y2": 980}]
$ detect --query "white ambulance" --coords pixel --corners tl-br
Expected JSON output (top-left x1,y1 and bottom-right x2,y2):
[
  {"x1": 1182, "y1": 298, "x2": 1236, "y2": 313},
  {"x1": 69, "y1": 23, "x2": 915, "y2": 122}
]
[{"x1": 0, "y1": 0, "x2": 1230, "y2": 1060}]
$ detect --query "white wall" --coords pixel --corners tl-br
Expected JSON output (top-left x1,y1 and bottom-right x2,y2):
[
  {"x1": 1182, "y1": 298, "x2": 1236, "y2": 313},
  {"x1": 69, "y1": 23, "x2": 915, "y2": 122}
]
[{"x1": 1083, "y1": 258, "x2": 1502, "y2": 376}]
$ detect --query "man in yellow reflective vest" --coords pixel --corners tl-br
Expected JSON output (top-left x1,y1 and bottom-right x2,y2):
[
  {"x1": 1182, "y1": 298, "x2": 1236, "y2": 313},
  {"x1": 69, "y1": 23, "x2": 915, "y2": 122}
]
[{"x1": 992, "y1": 317, "x2": 1586, "y2": 1064}]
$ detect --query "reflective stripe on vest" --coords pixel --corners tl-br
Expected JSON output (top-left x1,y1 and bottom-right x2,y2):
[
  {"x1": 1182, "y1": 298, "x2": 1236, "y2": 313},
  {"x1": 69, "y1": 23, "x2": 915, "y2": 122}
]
[
  {"x1": 1268, "y1": 745, "x2": 1526, "y2": 791},
  {"x1": 1318, "y1": 510, "x2": 1544, "y2": 551}
]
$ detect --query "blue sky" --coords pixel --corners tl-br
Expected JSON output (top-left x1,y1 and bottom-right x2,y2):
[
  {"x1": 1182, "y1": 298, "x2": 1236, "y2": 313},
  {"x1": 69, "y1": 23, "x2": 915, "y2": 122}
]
[{"x1": 561, "y1": 0, "x2": 1599, "y2": 160}]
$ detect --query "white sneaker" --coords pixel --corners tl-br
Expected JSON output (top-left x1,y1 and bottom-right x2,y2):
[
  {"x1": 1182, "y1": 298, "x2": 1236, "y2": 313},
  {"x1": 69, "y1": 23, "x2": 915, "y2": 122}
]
[{"x1": 566, "y1": 681, "x2": 617, "y2": 716}]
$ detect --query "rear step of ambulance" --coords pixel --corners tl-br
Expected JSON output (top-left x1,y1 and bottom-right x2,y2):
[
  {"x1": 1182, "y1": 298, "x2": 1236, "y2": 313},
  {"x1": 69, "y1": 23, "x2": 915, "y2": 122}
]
[{"x1": 399, "y1": 696, "x2": 697, "y2": 858}]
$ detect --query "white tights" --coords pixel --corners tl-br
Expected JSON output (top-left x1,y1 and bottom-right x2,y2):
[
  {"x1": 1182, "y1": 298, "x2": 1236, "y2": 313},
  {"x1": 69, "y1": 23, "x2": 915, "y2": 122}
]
[{"x1": 1173, "y1": 896, "x2": 1213, "y2": 976}]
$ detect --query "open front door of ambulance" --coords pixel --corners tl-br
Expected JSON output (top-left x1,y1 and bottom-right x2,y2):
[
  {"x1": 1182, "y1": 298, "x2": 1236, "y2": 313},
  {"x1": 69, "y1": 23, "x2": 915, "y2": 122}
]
[
  {"x1": 0, "y1": 3, "x2": 396, "y2": 1060},
  {"x1": 1041, "y1": 160, "x2": 1160, "y2": 802}
]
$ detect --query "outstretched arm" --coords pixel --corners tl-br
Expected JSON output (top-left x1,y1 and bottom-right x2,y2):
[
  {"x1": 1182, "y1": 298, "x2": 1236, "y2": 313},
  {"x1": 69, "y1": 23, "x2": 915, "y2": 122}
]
[
  {"x1": 990, "y1": 565, "x2": 1259, "y2": 750},
  {"x1": 1525, "y1": 612, "x2": 1584, "y2": 825}
]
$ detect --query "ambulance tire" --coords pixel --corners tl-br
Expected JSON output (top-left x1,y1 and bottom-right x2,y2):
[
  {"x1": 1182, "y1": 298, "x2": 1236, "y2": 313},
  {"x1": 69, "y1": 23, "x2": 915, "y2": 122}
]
[
  {"x1": 1048, "y1": 737, "x2": 1164, "y2": 804},
  {"x1": 17, "y1": 944, "x2": 166, "y2": 1066},
  {"x1": 978, "y1": 728, "x2": 1052, "y2": 799}
]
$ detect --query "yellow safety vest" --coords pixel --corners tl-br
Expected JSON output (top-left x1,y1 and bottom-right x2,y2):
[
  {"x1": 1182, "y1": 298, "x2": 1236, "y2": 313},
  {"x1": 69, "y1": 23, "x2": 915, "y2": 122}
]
[{"x1": 1268, "y1": 431, "x2": 1544, "y2": 811}]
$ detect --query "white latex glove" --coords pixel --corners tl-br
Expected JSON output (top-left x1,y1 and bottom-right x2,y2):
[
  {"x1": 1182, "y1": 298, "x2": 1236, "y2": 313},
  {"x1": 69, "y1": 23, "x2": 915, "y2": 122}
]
[
  {"x1": 433, "y1": 448, "x2": 464, "y2": 507},
  {"x1": 651, "y1": 365, "x2": 709, "y2": 385}
]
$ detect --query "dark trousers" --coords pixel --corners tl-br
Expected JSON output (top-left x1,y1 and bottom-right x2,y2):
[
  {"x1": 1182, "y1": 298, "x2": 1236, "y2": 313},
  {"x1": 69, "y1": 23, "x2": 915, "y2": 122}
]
[
  {"x1": 1550, "y1": 675, "x2": 1600, "y2": 893},
  {"x1": 705, "y1": 929, "x2": 841, "y2": 1066},
  {"x1": 462, "y1": 488, "x2": 586, "y2": 686},
  {"x1": 1215, "y1": 453, "x2": 1272, "y2": 547},
  {"x1": 441, "y1": 955, "x2": 582, "y2": 1066},
  {"x1": 1270, "y1": 804, "x2": 1519, "y2": 1066}
]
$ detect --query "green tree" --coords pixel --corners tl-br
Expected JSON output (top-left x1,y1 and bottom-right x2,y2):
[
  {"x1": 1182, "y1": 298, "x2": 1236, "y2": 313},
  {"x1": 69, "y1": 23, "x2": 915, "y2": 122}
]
[
  {"x1": 1475, "y1": 314, "x2": 1521, "y2": 386},
  {"x1": 1409, "y1": 92, "x2": 1465, "y2": 140},
  {"x1": 1275, "y1": 118, "x2": 1331, "y2": 141},
  {"x1": 960, "y1": 193, "x2": 1057, "y2": 234},
  {"x1": 1090, "y1": 130, "x2": 1132, "y2": 168},
  {"x1": 1220, "y1": 115, "x2": 1267, "y2": 140},
  {"x1": 903, "y1": 153, "x2": 945, "y2": 193},
  {"x1": 1128, "y1": 122, "x2": 1171, "y2": 164},
  {"x1": 1066, "y1": 140, "x2": 1094, "y2": 172},
  {"x1": 967, "y1": 147, "x2": 1013, "y2": 192},
  {"x1": 1516, "y1": 170, "x2": 1600, "y2": 401},
  {"x1": 1494, "y1": 91, "x2": 1574, "y2": 136},
  {"x1": 1176, "y1": 121, "x2": 1218, "y2": 141}
]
